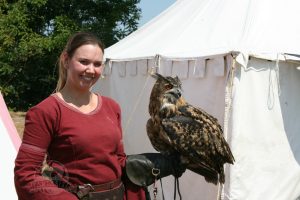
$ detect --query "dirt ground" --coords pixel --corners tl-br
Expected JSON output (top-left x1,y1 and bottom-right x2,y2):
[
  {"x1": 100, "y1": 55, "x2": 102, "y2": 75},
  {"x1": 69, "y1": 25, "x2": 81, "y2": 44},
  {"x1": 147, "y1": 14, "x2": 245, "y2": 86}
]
[{"x1": 9, "y1": 111, "x2": 26, "y2": 138}]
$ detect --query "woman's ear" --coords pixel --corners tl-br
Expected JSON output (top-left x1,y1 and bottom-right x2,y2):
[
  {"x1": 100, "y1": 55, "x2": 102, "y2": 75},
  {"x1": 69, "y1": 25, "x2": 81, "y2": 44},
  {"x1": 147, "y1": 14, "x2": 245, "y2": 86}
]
[{"x1": 63, "y1": 52, "x2": 69, "y2": 69}]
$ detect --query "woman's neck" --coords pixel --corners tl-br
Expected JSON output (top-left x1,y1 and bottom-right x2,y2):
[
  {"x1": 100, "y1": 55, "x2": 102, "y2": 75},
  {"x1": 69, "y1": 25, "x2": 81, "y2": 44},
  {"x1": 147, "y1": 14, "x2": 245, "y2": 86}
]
[
  {"x1": 56, "y1": 87, "x2": 99, "y2": 114},
  {"x1": 61, "y1": 87, "x2": 91, "y2": 104}
]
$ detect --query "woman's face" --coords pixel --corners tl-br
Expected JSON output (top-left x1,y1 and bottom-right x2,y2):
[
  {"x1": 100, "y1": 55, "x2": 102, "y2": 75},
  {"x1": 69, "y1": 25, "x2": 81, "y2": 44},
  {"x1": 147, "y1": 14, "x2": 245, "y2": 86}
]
[{"x1": 65, "y1": 44, "x2": 104, "y2": 92}]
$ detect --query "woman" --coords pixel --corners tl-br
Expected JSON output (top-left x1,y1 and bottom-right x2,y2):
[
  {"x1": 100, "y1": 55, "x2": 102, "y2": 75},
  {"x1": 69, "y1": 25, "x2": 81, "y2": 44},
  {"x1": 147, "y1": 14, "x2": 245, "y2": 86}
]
[{"x1": 14, "y1": 32, "x2": 146, "y2": 200}]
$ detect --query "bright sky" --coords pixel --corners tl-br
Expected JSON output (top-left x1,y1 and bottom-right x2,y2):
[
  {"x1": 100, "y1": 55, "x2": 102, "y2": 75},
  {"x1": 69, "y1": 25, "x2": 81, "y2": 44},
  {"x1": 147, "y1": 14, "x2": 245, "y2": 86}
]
[{"x1": 137, "y1": 0, "x2": 176, "y2": 27}]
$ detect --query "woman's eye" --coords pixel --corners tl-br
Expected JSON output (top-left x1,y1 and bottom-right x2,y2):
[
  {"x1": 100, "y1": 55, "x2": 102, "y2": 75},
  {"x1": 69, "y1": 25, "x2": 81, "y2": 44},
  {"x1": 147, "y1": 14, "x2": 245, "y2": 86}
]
[
  {"x1": 79, "y1": 60, "x2": 89, "y2": 65},
  {"x1": 94, "y1": 62, "x2": 103, "y2": 67}
]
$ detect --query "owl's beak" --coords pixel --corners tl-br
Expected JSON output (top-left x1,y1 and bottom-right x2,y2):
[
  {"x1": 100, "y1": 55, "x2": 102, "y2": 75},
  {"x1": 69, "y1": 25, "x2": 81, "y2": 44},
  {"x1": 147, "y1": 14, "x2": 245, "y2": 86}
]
[{"x1": 168, "y1": 88, "x2": 182, "y2": 99}]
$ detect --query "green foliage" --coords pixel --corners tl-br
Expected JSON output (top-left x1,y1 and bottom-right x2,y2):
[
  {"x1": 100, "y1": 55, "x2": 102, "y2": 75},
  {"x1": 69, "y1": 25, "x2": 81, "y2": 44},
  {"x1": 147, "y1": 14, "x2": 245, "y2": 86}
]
[{"x1": 0, "y1": 0, "x2": 141, "y2": 110}]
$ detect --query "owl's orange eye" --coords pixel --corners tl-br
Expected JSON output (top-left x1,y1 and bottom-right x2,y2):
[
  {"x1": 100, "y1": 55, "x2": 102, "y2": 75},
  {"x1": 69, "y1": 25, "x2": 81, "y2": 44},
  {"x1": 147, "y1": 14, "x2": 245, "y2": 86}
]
[{"x1": 165, "y1": 84, "x2": 173, "y2": 90}]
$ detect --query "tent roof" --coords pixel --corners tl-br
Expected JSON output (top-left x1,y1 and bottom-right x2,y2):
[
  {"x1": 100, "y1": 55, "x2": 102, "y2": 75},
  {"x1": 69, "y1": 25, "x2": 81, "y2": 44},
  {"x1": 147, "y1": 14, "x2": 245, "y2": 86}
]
[{"x1": 105, "y1": 0, "x2": 300, "y2": 61}]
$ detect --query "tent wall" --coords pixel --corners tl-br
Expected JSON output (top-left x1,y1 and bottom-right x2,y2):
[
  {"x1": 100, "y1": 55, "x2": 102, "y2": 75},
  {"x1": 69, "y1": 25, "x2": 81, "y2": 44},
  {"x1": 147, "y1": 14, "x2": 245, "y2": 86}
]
[
  {"x1": 223, "y1": 57, "x2": 300, "y2": 199},
  {"x1": 0, "y1": 92, "x2": 21, "y2": 199},
  {"x1": 93, "y1": 55, "x2": 232, "y2": 199},
  {"x1": 99, "y1": 0, "x2": 300, "y2": 198}
]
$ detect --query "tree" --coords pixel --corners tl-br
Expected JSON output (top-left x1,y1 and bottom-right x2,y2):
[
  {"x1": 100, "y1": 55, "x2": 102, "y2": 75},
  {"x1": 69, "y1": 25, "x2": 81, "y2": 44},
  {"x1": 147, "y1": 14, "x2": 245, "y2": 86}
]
[{"x1": 0, "y1": 0, "x2": 141, "y2": 110}]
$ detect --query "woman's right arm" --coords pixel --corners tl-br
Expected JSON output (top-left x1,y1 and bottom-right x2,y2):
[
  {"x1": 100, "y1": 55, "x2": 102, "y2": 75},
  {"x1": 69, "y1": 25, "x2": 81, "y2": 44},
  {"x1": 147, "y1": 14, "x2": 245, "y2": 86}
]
[{"x1": 14, "y1": 107, "x2": 78, "y2": 200}]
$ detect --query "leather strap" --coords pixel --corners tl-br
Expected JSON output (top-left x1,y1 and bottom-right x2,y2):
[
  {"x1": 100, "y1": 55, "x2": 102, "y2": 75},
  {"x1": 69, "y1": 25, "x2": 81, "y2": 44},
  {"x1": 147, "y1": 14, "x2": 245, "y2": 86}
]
[
  {"x1": 93, "y1": 178, "x2": 122, "y2": 191},
  {"x1": 76, "y1": 178, "x2": 122, "y2": 199}
]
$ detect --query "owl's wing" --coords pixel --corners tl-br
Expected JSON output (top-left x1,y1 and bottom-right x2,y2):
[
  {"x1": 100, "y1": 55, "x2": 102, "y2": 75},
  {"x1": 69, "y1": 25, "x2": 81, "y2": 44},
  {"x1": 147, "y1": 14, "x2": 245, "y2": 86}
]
[
  {"x1": 161, "y1": 104, "x2": 234, "y2": 183},
  {"x1": 178, "y1": 104, "x2": 235, "y2": 164},
  {"x1": 179, "y1": 104, "x2": 222, "y2": 130},
  {"x1": 161, "y1": 115, "x2": 220, "y2": 167},
  {"x1": 146, "y1": 118, "x2": 175, "y2": 155},
  {"x1": 161, "y1": 115, "x2": 222, "y2": 183}
]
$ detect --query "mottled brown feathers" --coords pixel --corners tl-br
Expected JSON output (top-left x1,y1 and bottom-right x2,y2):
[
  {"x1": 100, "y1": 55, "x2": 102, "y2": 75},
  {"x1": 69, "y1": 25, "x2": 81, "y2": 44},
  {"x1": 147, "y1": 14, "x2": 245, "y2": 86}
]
[{"x1": 147, "y1": 73, "x2": 234, "y2": 184}]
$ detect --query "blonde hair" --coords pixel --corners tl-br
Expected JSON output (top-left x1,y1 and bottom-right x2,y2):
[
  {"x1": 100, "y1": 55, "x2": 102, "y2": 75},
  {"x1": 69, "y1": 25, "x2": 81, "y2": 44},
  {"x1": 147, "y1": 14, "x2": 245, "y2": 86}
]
[{"x1": 55, "y1": 32, "x2": 105, "y2": 92}]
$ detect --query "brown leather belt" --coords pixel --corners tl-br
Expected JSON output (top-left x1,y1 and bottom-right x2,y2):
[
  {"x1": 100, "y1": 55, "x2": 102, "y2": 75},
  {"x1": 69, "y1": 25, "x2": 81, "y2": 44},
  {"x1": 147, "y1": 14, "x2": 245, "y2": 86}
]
[
  {"x1": 76, "y1": 178, "x2": 122, "y2": 199},
  {"x1": 92, "y1": 178, "x2": 122, "y2": 191}
]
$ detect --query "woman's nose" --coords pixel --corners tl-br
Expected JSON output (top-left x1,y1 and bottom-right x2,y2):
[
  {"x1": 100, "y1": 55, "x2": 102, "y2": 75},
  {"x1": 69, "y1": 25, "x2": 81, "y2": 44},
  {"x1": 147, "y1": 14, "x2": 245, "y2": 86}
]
[{"x1": 86, "y1": 63, "x2": 96, "y2": 72}]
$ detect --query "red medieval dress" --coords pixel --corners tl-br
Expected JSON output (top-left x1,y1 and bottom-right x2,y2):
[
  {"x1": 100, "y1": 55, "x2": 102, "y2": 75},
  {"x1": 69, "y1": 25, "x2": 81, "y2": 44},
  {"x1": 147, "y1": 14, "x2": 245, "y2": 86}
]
[{"x1": 14, "y1": 94, "x2": 146, "y2": 200}]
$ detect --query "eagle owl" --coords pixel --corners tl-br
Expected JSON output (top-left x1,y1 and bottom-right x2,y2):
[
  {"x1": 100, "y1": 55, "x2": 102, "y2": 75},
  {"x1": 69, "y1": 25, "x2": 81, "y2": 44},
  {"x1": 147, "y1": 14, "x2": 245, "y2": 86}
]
[{"x1": 146, "y1": 73, "x2": 234, "y2": 184}]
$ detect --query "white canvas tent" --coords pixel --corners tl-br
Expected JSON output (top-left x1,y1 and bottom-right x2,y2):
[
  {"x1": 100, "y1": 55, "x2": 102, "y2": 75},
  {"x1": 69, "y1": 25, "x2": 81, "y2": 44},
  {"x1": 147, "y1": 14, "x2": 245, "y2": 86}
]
[
  {"x1": 0, "y1": 92, "x2": 21, "y2": 199},
  {"x1": 94, "y1": 0, "x2": 300, "y2": 199}
]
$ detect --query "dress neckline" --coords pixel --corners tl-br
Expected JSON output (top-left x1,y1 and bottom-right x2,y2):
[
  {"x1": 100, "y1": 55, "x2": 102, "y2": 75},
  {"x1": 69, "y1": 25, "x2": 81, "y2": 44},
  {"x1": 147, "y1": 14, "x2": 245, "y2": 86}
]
[{"x1": 52, "y1": 93, "x2": 102, "y2": 115}]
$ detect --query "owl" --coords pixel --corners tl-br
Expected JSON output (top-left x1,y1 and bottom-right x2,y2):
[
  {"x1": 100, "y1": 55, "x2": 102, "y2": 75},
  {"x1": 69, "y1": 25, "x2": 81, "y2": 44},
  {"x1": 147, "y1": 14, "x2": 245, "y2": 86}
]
[{"x1": 146, "y1": 73, "x2": 234, "y2": 184}]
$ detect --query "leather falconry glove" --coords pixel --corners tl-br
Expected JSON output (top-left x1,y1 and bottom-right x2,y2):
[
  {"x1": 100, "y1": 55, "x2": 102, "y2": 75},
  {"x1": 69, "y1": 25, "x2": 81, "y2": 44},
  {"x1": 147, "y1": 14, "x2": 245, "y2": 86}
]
[{"x1": 125, "y1": 153, "x2": 186, "y2": 187}]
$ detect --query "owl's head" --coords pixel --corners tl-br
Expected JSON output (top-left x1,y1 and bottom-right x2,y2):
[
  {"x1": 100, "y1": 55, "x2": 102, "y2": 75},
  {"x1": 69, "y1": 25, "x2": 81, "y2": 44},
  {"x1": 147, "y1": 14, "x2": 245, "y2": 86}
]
[{"x1": 150, "y1": 73, "x2": 182, "y2": 101}]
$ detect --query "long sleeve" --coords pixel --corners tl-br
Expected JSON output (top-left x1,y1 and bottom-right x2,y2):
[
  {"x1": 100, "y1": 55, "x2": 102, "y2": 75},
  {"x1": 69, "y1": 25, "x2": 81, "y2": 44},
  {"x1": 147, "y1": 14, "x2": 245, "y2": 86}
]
[
  {"x1": 15, "y1": 143, "x2": 78, "y2": 200},
  {"x1": 116, "y1": 107, "x2": 126, "y2": 168},
  {"x1": 14, "y1": 107, "x2": 77, "y2": 200}
]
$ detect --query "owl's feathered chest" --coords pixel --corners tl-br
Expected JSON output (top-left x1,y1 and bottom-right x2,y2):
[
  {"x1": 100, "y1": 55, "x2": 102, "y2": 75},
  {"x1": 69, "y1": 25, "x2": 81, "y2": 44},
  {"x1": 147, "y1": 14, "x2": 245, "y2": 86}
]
[{"x1": 149, "y1": 94, "x2": 186, "y2": 120}]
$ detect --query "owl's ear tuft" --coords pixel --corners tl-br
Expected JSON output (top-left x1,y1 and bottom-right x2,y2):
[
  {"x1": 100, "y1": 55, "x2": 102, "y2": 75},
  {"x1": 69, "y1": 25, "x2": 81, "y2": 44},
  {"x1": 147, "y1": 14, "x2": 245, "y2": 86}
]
[{"x1": 151, "y1": 73, "x2": 164, "y2": 80}]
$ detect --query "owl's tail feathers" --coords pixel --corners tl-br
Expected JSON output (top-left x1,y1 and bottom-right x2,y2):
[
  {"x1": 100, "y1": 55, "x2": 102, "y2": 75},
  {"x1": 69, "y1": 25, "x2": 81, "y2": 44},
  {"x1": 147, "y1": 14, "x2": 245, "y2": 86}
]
[
  {"x1": 189, "y1": 167, "x2": 219, "y2": 185},
  {"x1": 187, "y1": 163, "x2": 219, "y2": 185}
]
